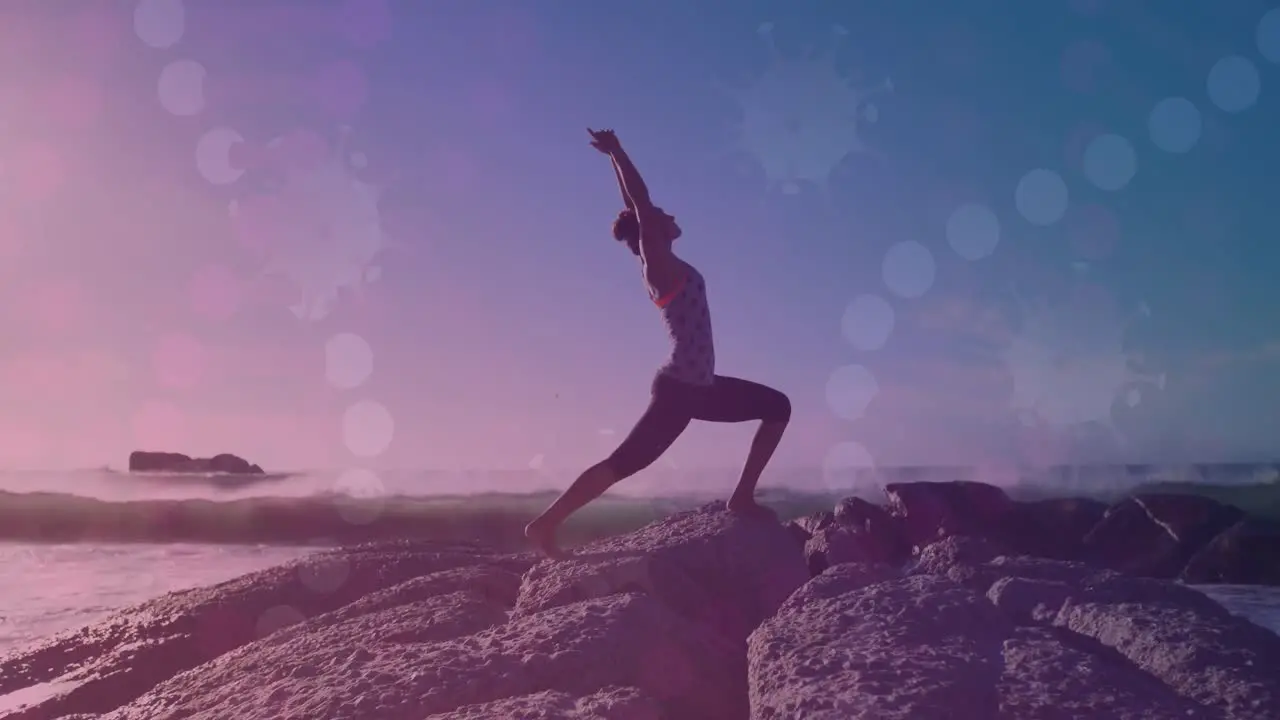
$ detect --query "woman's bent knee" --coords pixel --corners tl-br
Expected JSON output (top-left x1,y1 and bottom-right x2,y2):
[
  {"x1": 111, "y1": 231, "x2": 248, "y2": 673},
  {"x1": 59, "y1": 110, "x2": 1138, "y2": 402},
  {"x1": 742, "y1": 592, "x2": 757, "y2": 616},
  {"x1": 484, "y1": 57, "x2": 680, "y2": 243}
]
[{"x1": 762, "y1": 389, "x2": 791, "y2": 424}]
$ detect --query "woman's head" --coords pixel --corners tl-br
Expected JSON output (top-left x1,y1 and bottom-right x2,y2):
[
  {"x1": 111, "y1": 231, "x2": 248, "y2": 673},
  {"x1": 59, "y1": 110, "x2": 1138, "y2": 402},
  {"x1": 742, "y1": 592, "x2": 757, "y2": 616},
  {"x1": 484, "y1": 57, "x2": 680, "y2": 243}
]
[{"x1": 611, "y1": 207, "x2": 681, "y2": 256}]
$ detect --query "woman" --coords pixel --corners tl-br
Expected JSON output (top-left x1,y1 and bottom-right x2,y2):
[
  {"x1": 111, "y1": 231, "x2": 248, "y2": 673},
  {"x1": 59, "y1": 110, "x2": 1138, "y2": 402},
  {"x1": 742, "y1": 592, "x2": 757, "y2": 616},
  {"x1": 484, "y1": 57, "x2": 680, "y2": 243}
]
[{"x1": 524, "y1": 128, "x2": 792, "y2": 558}]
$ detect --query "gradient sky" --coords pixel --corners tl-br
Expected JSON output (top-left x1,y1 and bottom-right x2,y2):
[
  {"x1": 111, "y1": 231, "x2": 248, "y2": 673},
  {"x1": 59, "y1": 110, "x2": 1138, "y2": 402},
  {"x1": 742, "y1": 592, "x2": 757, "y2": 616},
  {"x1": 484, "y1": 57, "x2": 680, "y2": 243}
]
[{"x1": 1, "y1": 0, "x2": 1278, "y2": 476}]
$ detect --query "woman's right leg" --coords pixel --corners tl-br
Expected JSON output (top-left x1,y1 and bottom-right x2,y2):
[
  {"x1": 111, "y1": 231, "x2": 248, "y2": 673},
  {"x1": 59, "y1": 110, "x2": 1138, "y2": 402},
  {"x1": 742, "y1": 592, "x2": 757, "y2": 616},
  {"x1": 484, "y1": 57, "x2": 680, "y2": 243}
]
[
  {"x1": 525, "y1": 386, "x2": 691, "y2": 557},
  {"x1": 689, "y1": 376, "x2": 792, "y2": 516}
]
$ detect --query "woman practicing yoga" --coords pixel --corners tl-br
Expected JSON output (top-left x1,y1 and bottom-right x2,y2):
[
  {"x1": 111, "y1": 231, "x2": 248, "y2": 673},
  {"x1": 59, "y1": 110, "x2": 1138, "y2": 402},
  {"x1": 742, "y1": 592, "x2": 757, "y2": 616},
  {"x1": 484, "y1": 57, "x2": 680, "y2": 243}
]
[{"x1": 524, "y1": 128, "x2": 792, "y2": 558}]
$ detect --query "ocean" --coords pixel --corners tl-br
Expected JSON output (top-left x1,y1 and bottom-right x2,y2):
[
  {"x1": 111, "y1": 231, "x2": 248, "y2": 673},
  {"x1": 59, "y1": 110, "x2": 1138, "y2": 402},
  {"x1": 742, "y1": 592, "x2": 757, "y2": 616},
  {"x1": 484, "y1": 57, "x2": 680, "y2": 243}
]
[{"x1": 1, "y1": 464, "x2": 1278, "y2": 659}]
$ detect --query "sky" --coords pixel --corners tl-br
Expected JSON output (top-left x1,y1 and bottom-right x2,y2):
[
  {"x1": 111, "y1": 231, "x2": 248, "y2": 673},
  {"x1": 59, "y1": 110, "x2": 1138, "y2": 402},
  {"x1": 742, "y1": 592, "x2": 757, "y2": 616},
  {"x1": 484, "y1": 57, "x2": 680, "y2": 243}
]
[{"x1": 0, "y1": 0, "x2": 1278, "y2": 477}]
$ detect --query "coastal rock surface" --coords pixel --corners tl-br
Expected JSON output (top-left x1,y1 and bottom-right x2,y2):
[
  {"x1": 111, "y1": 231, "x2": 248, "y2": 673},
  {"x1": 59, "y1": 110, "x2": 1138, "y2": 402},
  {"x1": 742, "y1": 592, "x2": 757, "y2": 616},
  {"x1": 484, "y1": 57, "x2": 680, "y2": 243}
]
[
  {"x1": 127, "y1": 450, "x2": 264, "y2": 475},
  {"x1": 2, "y1": 484, "x2": 1278, "y2": 719},
  {"x1": 795, "y1": 481, "x2": 1277, "y2": 586}
]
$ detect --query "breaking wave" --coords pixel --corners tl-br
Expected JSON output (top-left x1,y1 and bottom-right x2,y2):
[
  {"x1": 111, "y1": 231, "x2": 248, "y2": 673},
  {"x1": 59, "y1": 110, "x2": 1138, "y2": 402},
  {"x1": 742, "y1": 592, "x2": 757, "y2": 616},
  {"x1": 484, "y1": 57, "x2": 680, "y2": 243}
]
[{"x1": 0, "y1": 463, "x2": 1275, "y2": 547}]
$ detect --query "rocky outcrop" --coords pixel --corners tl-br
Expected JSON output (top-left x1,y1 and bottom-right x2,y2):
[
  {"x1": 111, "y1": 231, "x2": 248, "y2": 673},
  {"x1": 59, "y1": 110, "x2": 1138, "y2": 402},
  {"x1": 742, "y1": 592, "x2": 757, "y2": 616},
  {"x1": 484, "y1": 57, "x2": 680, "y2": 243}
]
[
  {"x1": 128, "y1": 450, "x2": 264, "y2": 475},
  {"x1": 1182, "y1": 518, "x2": 1280, "y2": 585},
  {"x1": 0, "y1": 541, "x2": 518, "y2": 719},
  {"x1": 753, "y1": 535, "x2": 1280, "y2": 719},
  {"x1": 1082, "y1": 494, "x2": 1245, "y2": 578},
  {"x1": 796, "y1": 481, "x2": 1277, "y2": 587},
  {"x1": 1004, "y1": 497, "x2": 1108, "y2": 560},
  {"x1": 0, "y1": 505, "x2": 806, "y2": 720},
  {"x1": 885, "y1": 480, "x2": 1015, "y2": 548},
  {"x1": 2, "y1": 488, "x2": 1277, "y2": 719}
]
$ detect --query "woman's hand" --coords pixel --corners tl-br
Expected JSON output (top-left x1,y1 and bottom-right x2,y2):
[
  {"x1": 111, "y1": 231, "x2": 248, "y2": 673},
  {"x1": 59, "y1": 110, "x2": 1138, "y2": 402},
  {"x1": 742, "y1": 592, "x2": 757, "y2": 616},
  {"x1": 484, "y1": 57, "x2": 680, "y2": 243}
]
[{"x1": 587, "y1": 128, "x2": 622, "y2": 155}]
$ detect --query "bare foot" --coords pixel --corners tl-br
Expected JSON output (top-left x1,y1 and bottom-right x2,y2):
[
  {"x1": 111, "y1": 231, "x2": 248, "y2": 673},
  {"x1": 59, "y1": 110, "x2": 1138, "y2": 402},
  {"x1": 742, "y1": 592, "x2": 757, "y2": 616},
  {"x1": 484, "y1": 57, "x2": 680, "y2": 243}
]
[
  {"x1": 726, "y1": 496, "x2": 778, "y2": 522},
  {"x1": 524, "y1": 517, "x2": 567, "y2": 559}
]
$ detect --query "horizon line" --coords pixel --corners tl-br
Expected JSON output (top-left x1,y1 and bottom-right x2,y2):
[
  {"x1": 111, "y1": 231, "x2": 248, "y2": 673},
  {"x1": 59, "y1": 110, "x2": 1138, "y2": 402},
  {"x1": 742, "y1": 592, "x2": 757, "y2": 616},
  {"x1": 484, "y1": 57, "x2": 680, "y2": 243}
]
[{"x1": 1, "y1": 460, "x2": 1277, "y2": 475}]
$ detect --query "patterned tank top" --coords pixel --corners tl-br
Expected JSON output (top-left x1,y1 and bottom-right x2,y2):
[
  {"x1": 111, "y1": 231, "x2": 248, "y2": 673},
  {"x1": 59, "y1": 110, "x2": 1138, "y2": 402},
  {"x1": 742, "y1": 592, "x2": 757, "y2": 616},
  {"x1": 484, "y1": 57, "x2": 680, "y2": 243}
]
[{"x1": 650, "y1": 262, "x2": 715, "y2": 386}]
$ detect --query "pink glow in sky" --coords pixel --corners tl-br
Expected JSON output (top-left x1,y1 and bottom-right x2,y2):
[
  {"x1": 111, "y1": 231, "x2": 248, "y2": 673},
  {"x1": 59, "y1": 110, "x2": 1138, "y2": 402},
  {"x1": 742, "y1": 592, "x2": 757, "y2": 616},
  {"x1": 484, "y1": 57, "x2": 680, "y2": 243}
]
[{"x1": 1, "y1": 0, "x2": 1275, "y2": 478}]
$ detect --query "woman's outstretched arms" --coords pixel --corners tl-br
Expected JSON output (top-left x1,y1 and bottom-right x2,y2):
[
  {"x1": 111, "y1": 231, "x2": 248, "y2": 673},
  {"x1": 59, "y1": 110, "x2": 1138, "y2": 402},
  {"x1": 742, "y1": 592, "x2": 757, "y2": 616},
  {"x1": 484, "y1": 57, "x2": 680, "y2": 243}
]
[
  {"x1": 588, "y1": 128, "x2": 673, "y2": 271},
  {"x1": 588, "y1": 128, "x2": 653, "y2": 212},
  {"x1": 610, "y1": 158, "x2": 635, "y2": 211}
]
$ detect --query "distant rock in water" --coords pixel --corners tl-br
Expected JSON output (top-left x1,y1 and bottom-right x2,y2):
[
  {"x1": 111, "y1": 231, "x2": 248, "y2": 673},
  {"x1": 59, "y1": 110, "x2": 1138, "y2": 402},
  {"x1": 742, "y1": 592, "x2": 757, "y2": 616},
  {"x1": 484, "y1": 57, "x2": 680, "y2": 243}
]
[{"x1": 128, "y1": 451, "x2": 264, "y2": 475}]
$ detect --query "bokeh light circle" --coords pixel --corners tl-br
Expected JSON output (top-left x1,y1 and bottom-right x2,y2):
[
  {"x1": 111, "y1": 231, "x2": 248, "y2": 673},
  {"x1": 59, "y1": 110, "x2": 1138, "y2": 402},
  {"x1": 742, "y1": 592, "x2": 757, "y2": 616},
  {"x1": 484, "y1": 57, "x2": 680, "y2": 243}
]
[
  {"x1": 342, "y1": 400, "x2": 394, "y2": 457},
  {"x1": 946, "y1": 202, "x2": 1001, "y2": 260},
  {"x1": 841, "y1": 295, "x2": 895, "y2": 351},
  {"x1": 1207, "y1": 55, "x2": 1261, "y2": 113},
  {"x1": 1148, "y1": 97, "x2": 1202, "y2": 154},
  {"x1": 881, "y1": 241, "x2": 936, "y2": 299},
  {"x1": 1014, "y1": 169, "x2": 1069, "y2": 226},
  {"x1": 1082, "y1": 134, "x2": 1137, "y2": 191},
  {"x1": 825, "y1": 364, "x2": 879, "y2": 421},
  {"x1": 195, "y1": 128, "x2": 246, "y2": 185},
  {"x1": 1259, "y1": 9, "x2": 1280, "y2": 63},
  {"x1": 325, "y1": 333, "x2": 374, "y2": 390},
  {"x1": 133, "y1": 0, "x2": 186, "y2": 50},
  {"x1": 157, "y1": 59, "x2": 206, "y2": 116}
]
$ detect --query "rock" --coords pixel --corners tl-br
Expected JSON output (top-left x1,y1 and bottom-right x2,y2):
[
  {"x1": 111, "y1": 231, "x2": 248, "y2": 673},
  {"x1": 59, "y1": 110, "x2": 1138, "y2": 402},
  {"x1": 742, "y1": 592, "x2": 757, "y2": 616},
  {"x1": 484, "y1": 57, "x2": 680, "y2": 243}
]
[
  {"x1": 749, "y1": 574, "x2": 1011, "y2": 719},
  {"x1": 998, "y1": 627, "x2": 1211, "y2": 719},
  {"x1": 884, "y1": 481, "x2": 1015, "y2": 549},
  {"x1": 832, "y1": 496, "x2": 911, "y2": 561},
  {"x1": 986, "y1": 577, "x2": 1076, "y2": 625},
  {"x1": 754, "y1": 535, "x2": 1279, "y2": 719},
  {"x1": 0, "y1": 542, "x2": 506, "y2": 718},
  {"x1": 1082, "y1": 494, "x2": 1243, "y2": 578},
  {"x1": 783, "y1": 521, "x2": 809, "y2": 549},
  {"x1": 127, "y1": 450, "x2": 264, "y2": 475},
  {"x1": 783, "y1": 511, "x2": 832, "y2": 549},
  {"x1": 794, "y1": 511, "x2": 835, "y2": 536},
  {"x1": 424, "y1": 686, "x2": 662, "y2": 720},
  {"x1": 6, "y1": 484, "x2": 1280, "y2": 720},
  {"x1": 832, "y1": 496, "x2": 885, "y2": 528},
  {"x1": 968, "y1": 556, "x2": 1103, "y2": 606},
  {"x1": 105, "y1": 593, "x2": 744, "y2": 720},
  {"x1": 1002, "y1": 497, "x2": 1107, "y2": 560},
  {"x1": 803, "y1": 524, "x2": 902, "y2": 576},
  {"x1": 207, "y1": 453, "x2": 255, "y2": 474},
  {"x1": 126, "y1": 451, "x2": 191, "y2": 472},
  {"x1": 100, "y1": 589, "x2": 512, "y2": 720},
  {"x1": 781, "y1": 562, "x2": 901, "y2": 610},
  {"x1": 1181, "y1": 517, "x2": 1280, "y2": 586},
  {"x1": 313, "y1": 564, "x2": 523, "y2": 628},
  {"x1": 514, "y1": 503, "x2": 808, "y2": 646},
  {"x1": 1055, "y1": 576, "x2": 1280, "y2": 720},
  {"x1": 910, "y1": 539, "x2": 1097, "y2": 592},
  {"x1": 909, "y1": 534, "x2": 1006, "y2": 580}
]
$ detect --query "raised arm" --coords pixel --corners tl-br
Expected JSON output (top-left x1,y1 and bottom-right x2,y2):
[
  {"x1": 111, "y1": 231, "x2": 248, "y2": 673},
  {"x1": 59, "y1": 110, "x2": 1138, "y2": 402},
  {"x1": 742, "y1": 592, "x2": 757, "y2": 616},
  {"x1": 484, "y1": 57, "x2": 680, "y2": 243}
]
[
  {"x1": 607, "y1": 146, "x2": 654, "y2": 213},
  {"x1": 588, "y1": 129, "x2": 670, "y2": 267},
  {"x1": 609, "y1": 157, "x2": 635, "y2": 211}
]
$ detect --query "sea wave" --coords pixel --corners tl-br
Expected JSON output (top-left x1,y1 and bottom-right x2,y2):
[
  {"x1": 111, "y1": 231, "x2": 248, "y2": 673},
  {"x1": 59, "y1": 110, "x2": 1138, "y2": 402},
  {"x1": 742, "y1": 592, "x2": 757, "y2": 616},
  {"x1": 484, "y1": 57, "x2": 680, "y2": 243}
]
[
  {"x1": 0, "y1": 472, "x2": 1277, "y2": 548},
  {"x1": 0, "y1": 488, "x2": 777, "y2": 549}
]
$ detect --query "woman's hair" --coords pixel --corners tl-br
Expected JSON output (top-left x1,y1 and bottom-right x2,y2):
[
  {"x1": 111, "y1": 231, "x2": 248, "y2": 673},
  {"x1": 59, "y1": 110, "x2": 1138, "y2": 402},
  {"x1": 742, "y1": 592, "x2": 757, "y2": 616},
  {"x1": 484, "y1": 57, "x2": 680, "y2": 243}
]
[{"x1": 612, "y1": 208, "x2": 641, "y2": 255}]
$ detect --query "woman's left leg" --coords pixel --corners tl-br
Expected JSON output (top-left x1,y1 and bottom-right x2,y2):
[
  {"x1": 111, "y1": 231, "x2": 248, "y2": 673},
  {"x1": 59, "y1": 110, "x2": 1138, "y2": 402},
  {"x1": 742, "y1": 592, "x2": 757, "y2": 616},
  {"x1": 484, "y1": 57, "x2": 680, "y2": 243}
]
[{"x1": 525, "y1": 382, "x2": 692, "y2": 557}]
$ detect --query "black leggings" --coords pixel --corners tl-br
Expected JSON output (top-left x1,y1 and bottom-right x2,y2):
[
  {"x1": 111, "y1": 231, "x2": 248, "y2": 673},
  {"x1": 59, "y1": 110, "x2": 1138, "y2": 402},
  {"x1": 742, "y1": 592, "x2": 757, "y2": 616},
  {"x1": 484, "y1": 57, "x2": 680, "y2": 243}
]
[{"x1": 603, "y1": 374, "x2": 792, "y2": 480}]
